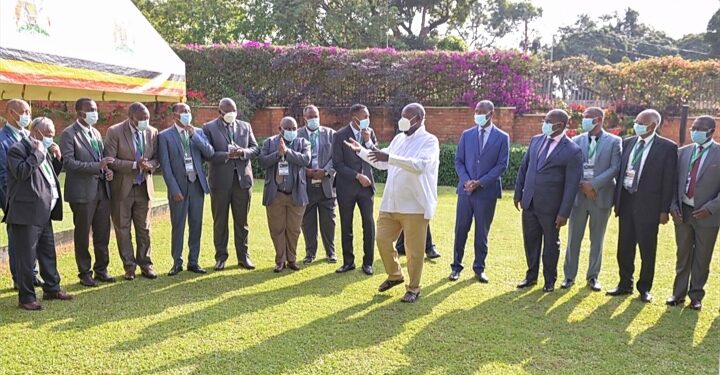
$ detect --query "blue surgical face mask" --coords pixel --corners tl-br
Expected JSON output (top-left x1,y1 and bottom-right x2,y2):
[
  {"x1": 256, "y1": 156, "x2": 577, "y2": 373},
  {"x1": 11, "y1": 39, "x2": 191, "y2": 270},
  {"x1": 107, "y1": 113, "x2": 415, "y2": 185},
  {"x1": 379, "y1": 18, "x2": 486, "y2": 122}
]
[
  {"x1": 633, "y1": 123, "x2": 648, "y2": 136},
  {"x1": 42, "y1": 136, "x2": 54, "y2": 149},
  {"x1": 307, "y1": 118, "x2": 320, "y2": 131},
  {"x1": 541, "y1": 122, "x2": 555, "y2": 136},
  {"x1": 474, "y1": 114, "x2": 488, "y2": 127},
  {"x1": 16, "y1": 113, "x2": 31, "y2": 128},
  {"x1": 84, "y1": 111, "x2": 99, "y2": 126},
  {"x1": 137, "y1": 120, "x2": 149, "y2": 131},
  {"x1": 690, "y1": 130, "x2": 710, "y2": 145},
  {"x1": 283, "y1": 129, "x2": 297, "y2": 142},
  {"x1": 179, "y1": 113, "x2": 192, "y2": 126},
  {"x1": 581, "y1": 118, "x2": 596, "y2": 132},
  {"x1": 358, "y1": 118, "x2": 370, "y2": 130}
]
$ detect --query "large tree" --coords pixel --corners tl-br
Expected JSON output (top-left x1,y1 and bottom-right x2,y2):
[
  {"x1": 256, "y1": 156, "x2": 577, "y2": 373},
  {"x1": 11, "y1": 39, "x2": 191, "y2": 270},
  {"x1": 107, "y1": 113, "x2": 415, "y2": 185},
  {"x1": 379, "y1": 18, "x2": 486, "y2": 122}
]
[
  {"x1": 706, "y1": 7, "x2": 720, "y2": 57},
  {"x1": 450, "y1": 0, "x2": 541, "y2": 50}
]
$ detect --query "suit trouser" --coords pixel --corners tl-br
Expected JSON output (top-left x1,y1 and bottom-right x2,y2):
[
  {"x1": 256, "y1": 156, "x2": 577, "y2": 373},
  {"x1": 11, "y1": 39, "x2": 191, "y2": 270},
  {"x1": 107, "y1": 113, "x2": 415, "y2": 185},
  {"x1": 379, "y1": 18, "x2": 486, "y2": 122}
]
[
  {"x1": 395, "y1": 226, "x2": 433, "y2": 254},
  {"x1": 69, "y1": 183, "x2": 111, "y2": 279},
  {"x1": 337, "y1": 187, "x2": 375, "y2": 267},
  {"x1": 563, "y1": 197, "x2": 612, "y2": 282},
  {"x1": 522, "y1": 205, "x2": 561, "y2": 286},
  {"x1": 266, "y1": 192, "x2": 305, "y2": 265},
  {"x1": 111, "y1": 182, "x2": 152, "y2": 272},
  {"x1": 11, "y1": 221, "x2": 61, "y2": 304},
  {"x1": 376, "y1": 212, "x2": 429, "y2": 293},
  {"x1": 211, "y1": 173, "x2": 251, "y2": 263},
  {"x1": 617, "y1": 189, "x2": 659, "y2": 293},
  {"x1": 451, "y1": 195, "x2": 497, "y2": 274},
  {"x1": 169, "y1": 179, "x2": 205, "y2": 268},
  {"x1": 4, "y1": 208, "x2": 38, "y2": 283},
  {"x1": 671, "y1": 203, "x2": 719, "y2": 301},
  {"x1": 302, "y1": 184, "x2": 336, "y2": 259}
]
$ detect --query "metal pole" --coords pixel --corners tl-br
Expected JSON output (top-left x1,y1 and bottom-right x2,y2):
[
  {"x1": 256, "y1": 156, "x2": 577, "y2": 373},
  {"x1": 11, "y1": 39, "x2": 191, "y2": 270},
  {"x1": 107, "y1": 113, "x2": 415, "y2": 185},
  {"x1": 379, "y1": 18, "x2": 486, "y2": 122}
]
[{"x1": 679, "y1": 104, "x2": 689, "y2": 146}]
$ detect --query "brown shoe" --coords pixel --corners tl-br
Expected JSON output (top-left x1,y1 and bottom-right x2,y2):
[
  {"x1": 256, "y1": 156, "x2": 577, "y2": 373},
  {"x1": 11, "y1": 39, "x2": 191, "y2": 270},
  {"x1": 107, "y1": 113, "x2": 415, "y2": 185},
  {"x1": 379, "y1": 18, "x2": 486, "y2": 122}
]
[
  {"x1": 124, "y1": 271, "x2": 136, "y2": 281},
  {"x1": 141, "y1": 268, "x2": 158, "y2": 279},
  {"x1": 287, "y1": 262, "x2": 300, "y2": 271},
  {"x1": 79, "y1": 274, "x2": 98, "y2": 287},
  {"x1": 19, "y1": 301, "x2": 43, "y2": 311},
  {"x1": 43, "y1": 291, "x2": 73, "y2": 301}
]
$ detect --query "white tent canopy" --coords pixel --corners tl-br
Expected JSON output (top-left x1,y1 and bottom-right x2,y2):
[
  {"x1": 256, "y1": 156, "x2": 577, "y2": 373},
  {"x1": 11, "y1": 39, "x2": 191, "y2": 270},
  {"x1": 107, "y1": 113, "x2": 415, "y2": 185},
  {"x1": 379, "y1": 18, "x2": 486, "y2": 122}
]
[{"x1": 0, "y1": 0, "x2": 185, "y2": 102}]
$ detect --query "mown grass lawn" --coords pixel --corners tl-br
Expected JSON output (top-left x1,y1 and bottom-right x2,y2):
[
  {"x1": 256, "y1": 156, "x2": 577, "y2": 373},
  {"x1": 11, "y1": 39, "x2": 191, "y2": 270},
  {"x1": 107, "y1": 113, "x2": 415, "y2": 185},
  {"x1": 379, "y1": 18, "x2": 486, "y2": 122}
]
[{"x1": 0, "y1": 183, "x2": 718, "y2": 374}]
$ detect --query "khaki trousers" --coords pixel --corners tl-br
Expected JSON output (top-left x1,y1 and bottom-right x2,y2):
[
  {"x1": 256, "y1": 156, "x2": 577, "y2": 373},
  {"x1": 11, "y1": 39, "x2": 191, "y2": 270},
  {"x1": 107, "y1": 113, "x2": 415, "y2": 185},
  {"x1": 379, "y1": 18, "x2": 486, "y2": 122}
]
[
  {"x1": 266, "y1": 193, "x2": 305, "y2": 265},
  {"x1": 376, "y1": 211, "x2": 429, "y2": 293}
]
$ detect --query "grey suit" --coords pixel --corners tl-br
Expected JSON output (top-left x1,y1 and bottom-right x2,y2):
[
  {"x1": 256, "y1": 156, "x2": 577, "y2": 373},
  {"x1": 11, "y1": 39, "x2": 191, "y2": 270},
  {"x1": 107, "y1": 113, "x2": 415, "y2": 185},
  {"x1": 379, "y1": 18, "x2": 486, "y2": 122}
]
[
  {"x1": 202, "y1": 117, "x2": 259, "y2": 264},
  {"x1": 158, "y1": 125, "x2": 215, "y2": 269},
  {"x1": 670, "y1": 141, "x2": 720, "y2": 302},
  {"x1": 563, "y1": 130, "x2": 622, "y2": 282},
  {"x1": 60, "y1": 121, "x2": 112, "y2": 280},
  {"x1": 298, "y1": 126, "x2": 337, "y2": 260}
]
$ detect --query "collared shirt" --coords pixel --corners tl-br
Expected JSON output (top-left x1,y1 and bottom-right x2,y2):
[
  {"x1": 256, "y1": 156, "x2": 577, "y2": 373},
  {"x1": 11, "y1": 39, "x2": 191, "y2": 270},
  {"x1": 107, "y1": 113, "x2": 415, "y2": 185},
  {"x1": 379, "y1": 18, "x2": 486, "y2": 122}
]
[
  {"x1": 277, "y1": 138, "x2": 296, "y2": 193},
  {"x1": 625, "y1": 132, "x2": 656, "y2": 179},
  {"x1": 587, "y1": 131, "x2": 602, "y2": 164},
  {"x1": 77, "y1": 121, "x2": 100, "y2": 157},
  {"x1": 682, "y1": 139, "x2": 714, "y2": 206},
  {"x1": 537, "y1": 130, "x2": 566, "y2": 160},
  {"x1": 4, "y1": 122, "x2": 26, "y2": 141},
  {"x1": 358, "y1": 126, "x2": 439, "y2": 219},
  {"x1": 39, "y1": 155, "x2": 59, "y2": 210},
  {"x1": 351, "y1": 124, "x2": 374, "y2": 148},
  {"x1": 306, "y1": 128, "x2": 320, "y2": 169},
  {"x1": 478, "y1": 123, "x2": 494, "y2": 150}
]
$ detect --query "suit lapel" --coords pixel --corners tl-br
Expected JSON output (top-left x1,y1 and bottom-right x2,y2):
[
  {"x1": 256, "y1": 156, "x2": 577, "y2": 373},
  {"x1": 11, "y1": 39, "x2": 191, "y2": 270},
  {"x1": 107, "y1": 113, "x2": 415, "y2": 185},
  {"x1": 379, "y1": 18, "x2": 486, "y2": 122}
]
[
  {"x1": 577, "y1": 135, "x2": 588, "y2": 162},
  {"x1": 122, "y1": 121, "x2": 135, "y2": 157},
  {"x1": 541, "y1": 136, "x2": 568, "y2": 169},
  {"x1": 621, "y1": 137, "x2": 638, "y2": 173},
  {"x1": 73, "y1": 122, "x2": 99, "y2": 161},
  {"x1": 170, "y1": 126, "x2": 185, "y2": 157},
  {"x1": 697, "y1": 143, "x2": 718, "y2": 180}
]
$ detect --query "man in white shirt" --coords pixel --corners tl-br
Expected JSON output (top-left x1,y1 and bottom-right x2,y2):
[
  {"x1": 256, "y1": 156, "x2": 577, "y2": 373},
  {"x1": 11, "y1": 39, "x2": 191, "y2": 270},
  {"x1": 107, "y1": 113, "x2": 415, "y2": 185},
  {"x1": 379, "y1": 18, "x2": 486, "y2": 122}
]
[{"x1": 344, "y1": 103, "x2": 439, "y2": 303}]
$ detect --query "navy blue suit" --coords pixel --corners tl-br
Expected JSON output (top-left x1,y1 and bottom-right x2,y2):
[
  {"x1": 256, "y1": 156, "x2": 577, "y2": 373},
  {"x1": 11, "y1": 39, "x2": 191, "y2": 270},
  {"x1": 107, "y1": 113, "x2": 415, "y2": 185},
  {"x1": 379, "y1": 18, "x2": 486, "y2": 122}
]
[
  {"x1": 0, "y1": 124, "x2": 28, "y2": 283},
  {"x1": 451, "y1": 124, "x2": 509, "y2": 275},
  {"x1": 514, "y1": 133, "x2": 583, "y2": 286}
]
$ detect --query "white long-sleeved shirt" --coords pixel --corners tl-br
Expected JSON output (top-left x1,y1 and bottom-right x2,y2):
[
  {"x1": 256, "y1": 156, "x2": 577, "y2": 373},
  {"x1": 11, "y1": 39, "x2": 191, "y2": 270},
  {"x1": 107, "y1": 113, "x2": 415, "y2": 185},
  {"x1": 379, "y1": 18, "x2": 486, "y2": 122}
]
[{"x1": 358, "y1": 126, "x2": 439, "y2": 220}]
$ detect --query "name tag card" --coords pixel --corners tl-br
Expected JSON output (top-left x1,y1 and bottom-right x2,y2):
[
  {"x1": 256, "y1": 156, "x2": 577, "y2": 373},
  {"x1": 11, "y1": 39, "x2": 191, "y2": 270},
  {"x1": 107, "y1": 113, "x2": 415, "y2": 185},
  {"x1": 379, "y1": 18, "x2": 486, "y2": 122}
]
[
  {"x1": 278, "y1": 161, "x2": 290, "y2": 176},
  {"x1": 583, "y1": 163, "x2": 595, "y2": 180},
  {"x1": 184, "y1": 156, "x2": 194, "y2": 174},
  {"x1": 311, "y1": 179, "x2": 322, "y2": 184},
  {"x1": 623, "y1": 168, "x2": 636, "y2": 189}
]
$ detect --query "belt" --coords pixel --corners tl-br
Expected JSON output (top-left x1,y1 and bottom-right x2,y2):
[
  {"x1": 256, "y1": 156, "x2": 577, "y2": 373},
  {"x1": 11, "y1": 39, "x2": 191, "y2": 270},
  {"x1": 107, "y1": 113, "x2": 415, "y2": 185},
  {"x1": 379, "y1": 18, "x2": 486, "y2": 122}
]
[{"x1": 277, "y1": 190, "x2": 292, "y2": 195}]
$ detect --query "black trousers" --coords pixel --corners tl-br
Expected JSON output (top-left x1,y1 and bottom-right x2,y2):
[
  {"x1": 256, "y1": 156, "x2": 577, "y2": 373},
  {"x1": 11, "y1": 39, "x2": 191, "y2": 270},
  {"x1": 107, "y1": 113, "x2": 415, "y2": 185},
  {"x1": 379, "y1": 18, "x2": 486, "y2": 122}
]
[
  {"x1": 337, "y1": 186, "x2": 374, "y2": 267},
  {"x1": 69, "y1": 183, "x2": 111, "y2": 279},
  {"x1": 302, "y1": 184, "x2": 336, "y2": 259},
  {"x1": 395, "y1": 225, "x2": 434, "y2": 254},
  {"x1": 11, "y1": 221, "x2": 61, "y2": 304},
  {"x1": 522, "y1": 204, "x2": 560, "y2": 286},
  {"x1": 617, "y1": 189, "x2": 659, "y2": 293}
]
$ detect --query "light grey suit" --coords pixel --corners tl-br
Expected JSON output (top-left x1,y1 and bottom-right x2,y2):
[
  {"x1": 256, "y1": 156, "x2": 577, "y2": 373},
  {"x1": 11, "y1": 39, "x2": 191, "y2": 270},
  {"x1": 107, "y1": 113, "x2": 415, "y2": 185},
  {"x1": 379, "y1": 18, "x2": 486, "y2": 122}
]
[
  {"x1": 297, "y1": 125, "x2": 337, "y2": 260},
  {"x1": 158, "y1": 125, "x2": 214, "y2": 269},
  {"x1": 563, "y1": 130, "x2": 622, "y2": 282},
  {"x1": 670, "y1": 141, "x2": 720, "y2": 302}
]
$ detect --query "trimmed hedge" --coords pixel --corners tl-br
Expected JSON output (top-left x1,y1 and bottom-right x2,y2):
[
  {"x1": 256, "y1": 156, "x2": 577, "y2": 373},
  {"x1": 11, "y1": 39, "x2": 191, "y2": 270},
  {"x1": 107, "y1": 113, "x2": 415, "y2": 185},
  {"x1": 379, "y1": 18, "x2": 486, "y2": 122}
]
[{"x1": 250, "y1": 141, "x2": 528, "y2": 190}]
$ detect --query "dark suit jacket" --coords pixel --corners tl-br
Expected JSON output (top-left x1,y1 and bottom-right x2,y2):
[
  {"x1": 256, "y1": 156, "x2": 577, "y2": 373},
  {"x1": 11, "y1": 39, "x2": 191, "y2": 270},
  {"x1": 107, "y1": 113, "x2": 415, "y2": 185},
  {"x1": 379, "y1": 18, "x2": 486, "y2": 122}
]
[
  {"x1": 4, "y1": 138, "x2": 63, "y2": 225},
  {"x1": 259, "y1": 135, "x2": 311, "y2": 206},
  {"x1": 0, "y1": 125, "x2": 25, "y2": 210},
  {"x1": 614, "y1": 135, "x2": 677, "y2": 222},
  {"x1": 298, "y1": 125, "x2": 336, "y2": 198},
  {"x1": 202, "y1": 117, "x2": 259, "y2": 190},
  {"x1": 455, "y1": 124, "x2": 510, "y2": 199},
  {"x1": 514, "y1": 134, "x2": 583, "y2": 218},
  {"x1": 60, "y1": 121, "x2": 111, "y2": 203},
  {"x1": 158, "y1": 125, "x2": 215, "y2": 196},
  {"x1": 331, "y1": 124, "x2": 377, "y2": 195}
]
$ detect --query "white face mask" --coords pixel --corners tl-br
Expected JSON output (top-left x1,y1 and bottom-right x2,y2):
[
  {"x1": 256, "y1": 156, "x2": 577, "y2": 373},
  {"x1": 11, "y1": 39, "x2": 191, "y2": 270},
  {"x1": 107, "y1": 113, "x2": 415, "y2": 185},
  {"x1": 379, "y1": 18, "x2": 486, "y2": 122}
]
[
  {"x1": 398, "y1": 115, "x2": 417, "y2": 132},
  {"x1": 223, "y1": 111, "x2": 237, "y2": 124},
  {"x1": 83, "y1": 111, "x2": 99, "y2": 126}
]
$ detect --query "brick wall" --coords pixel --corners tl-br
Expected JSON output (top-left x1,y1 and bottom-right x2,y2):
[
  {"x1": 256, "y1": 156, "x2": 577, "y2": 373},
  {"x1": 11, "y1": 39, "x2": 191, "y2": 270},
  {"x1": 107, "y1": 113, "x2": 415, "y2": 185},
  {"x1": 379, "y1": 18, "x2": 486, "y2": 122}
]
[{"x1": 1, "y1": 100, "x2": 718, "y2": 146}]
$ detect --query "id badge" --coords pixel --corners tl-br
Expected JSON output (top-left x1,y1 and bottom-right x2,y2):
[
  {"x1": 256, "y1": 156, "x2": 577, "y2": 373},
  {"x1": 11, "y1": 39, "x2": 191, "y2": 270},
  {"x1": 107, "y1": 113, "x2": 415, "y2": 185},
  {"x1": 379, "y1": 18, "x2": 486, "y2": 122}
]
[
  {"x1": 623, "y1": 168, "x2": 635, "y2": 189},
  {"x1": 184, "y1": 156, "x2": 194, "y2": 173},
  {"x1": 278, "y1": 161, "x2": 290, "y2": 176},
  {"x1": 311, "y1": 179, "x2": 322, "y2": 184},
  {"x1": 583, "y1": 163, "x2": 594, "y2": 180}
]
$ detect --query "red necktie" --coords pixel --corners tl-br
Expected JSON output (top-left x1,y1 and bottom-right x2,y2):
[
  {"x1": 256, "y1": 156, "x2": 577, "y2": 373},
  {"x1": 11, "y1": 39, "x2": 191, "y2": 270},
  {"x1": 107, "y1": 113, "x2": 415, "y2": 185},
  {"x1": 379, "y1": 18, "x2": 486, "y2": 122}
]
[{"x1": 686, "y1": 146, "x2": 703, "y2": 198}]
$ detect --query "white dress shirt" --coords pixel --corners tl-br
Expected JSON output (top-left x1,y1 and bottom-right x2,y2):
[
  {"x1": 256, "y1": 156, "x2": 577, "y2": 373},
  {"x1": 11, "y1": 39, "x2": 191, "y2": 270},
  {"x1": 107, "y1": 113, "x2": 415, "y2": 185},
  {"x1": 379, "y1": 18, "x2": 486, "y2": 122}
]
[
  {"x1": 478, "y1": 123, "x2": 494, "y2": 150},
  {"x1": 626, "y1": 132, "x2": 656, "y2": 179},
  {"x1": 540, "y1": 130, "x2": 566, "y2": 157},
  {"x1": 358, "y1": 126, "x2": 439, "y2": 220},
  {"x1": 351, "y1": 125, "x2": 374, "y2": 148}
]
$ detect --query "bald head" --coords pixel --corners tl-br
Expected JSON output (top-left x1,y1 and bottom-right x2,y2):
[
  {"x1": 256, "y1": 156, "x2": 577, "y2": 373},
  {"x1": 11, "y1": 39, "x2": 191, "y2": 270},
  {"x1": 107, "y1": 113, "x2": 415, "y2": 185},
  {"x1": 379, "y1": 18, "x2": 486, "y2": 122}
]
[
  {"x1": 280, "y1": 116, "x2": 297, "y2": 131},
  {"x1": 128, "y1": 102, "x2": 149, "y2": 124},
  {"x1": 219, "y1": 98, "x2": 237, "y2": 113},
  {"x1": 584, "y1": 107, "x2": 604, "y2": 120},
  {"x1": 4, "y1": 99, "x2": 31, "y2": 128},
  {"x1": 635, "y1": 109, "x2": 661, "y2": 137},
  {"x1": 476, "y1": 100, "x2": 495, "y2": 113},
  {"x1": 402, "y1": 103, "x2": 426, "y2": 121}
]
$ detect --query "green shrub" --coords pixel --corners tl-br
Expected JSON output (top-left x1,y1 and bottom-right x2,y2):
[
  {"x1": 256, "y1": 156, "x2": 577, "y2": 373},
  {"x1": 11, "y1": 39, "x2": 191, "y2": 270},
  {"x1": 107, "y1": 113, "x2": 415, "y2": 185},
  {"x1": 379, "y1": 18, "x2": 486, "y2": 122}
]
[{"x1": 250, "y1": 140, "x2": 528, "y2": 190}]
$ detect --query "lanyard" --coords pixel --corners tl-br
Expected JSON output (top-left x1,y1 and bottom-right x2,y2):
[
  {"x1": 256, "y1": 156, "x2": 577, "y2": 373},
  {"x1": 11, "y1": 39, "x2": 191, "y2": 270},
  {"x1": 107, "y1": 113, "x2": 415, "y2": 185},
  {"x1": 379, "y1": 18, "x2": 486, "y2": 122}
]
[
  {"x1": 630, "y1": 138, "x2": 653, "y2": 166},
  {"x1": 180, "y1": 131, "x2": 190, "y2": 155},
  {"x1": 588, "y1": 138, "x2": 597, "y2": 160},
  {"x1": 688, "y1": 144, "x2": 711, "y2": 171}
]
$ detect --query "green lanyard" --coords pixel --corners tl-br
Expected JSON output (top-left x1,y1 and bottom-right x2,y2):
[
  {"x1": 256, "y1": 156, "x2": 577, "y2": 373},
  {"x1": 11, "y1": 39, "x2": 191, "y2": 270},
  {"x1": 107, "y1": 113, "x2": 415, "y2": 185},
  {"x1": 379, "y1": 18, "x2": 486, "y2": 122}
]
[
  {"x1": 226, "y1": 124, "x2": 235, "y2": 144},
  {"x1": 180, "y1": 131, "x2": 190, "y2": 155},
  {"x1": 688, "y1": 144, "x2": 711, "y2": 171},
  {"x1": 587, "y1": 137, "x2": 597, "y2": 160},
  {"x1": 41, "y1": 160, "x2": 53, "y2": 178},
  {"x1": 87, "y1": 130, "x2": 101, "y2": 154},
  {"x1": 630, "y1": 138, "x2": 653, "y2": 166}
]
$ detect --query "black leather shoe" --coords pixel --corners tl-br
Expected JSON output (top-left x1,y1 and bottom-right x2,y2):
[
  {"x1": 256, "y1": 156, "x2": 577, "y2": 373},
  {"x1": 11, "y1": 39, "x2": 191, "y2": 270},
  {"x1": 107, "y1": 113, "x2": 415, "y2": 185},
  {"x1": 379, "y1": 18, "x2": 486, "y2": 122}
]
[
  {"x1": 303, "y1": 257, "x2": 314, "y2": 265},
  {"x1": 425, "y1": 246, "x2": 441, "y2": 259},
  {"x1": 448, "y1": 270, "x2": 460, "y2": 281},
  {"x1": 560, "y1": 279, "x2": 574, "y2": 289},
  {"x1": 543, "y1": 284, "x2": 555, "y2": 292},
  {"x1": 327, "y1": 255, "x2": 338, "y2": 263},
  {"x1": 79, "y1": 274, "x2": 98, "y2": 287},
  {"x1": 689, "y1": 300, "x2": 702, "y2": 310},
  {"x1": 362, "y1": 265, "x2": 374, "y2": 275},
  {"x1": 588, "y1": 278, "x2": 601, "y2": 292},
  {"x1": 639, "y1": 291, "x2": 653, "y2": 303},
  {"x1": 335, "y1": 264, "x2": 356, "y2": 273},
  {"x1": 214, "y1": 260, "x2": 226, "y2": 271},
  {"x1": 476, "y1": 272, "x2": 489, "y2": 283},
  {"x1": 94, "y1": 273, "x2": 116, "y2": 283},
  {"x1": 273, "y1": 263, "x2": 284, "y2": 273},
  {"x1": 401, "y1": 291, "x2": 421, "y2": 303},
  {"x1": 187, "y1": 265, "x2": 207, "y2": 274},
  {"x1": 287, "y1": 262, "x2": 300, "y2": 271},
  {"x1": 378, "y1": 278, "x2": 405, "y2": 292},
  {"x1": 666, "y1": 296, "x2": 685, "y2": 306},
  {"x1": 606, "y1": 287, "x2": 633, "y2": 296},
  {"x1": 33, "y1": 278, "x2": 45, "y2": 287},
  {"x1": 516, "y1": 279, "x2": 537, "y2": 289},
  {"x1": 238, "y1": 257, "x2": 256, "y2": 270},
  {"x1": 167, "y1": 265, "x2": 183, "y2": 276}
]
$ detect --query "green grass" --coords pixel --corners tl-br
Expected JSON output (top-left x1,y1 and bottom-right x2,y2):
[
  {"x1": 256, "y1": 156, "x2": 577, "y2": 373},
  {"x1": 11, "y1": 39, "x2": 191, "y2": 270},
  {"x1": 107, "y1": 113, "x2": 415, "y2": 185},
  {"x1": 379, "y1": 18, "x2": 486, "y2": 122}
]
[{"x1": 0, "y1": 184, "x2": 718, "y2": 374}]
